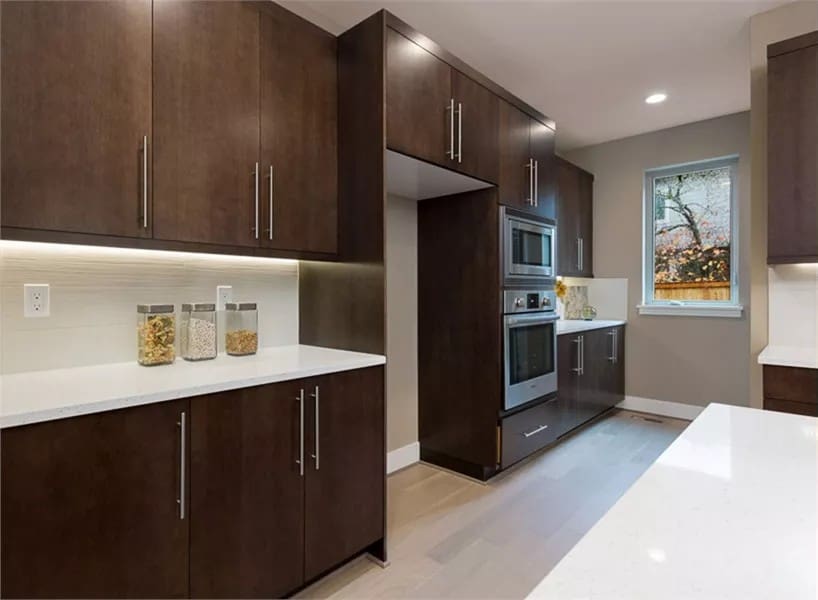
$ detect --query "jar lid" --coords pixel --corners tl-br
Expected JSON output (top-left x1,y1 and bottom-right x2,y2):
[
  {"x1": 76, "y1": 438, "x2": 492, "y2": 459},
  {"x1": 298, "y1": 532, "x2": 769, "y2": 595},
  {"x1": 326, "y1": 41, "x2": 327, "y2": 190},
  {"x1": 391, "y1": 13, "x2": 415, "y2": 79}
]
[
  {"x1": 225, "y1": 302, "x2": 257, "y2": 311},
  {"x1": 181, "y1": 303, "x2": 216, "y2": 312},
  {"x1": 137, "y1": 304, "x2": 174, "y2": 314}
]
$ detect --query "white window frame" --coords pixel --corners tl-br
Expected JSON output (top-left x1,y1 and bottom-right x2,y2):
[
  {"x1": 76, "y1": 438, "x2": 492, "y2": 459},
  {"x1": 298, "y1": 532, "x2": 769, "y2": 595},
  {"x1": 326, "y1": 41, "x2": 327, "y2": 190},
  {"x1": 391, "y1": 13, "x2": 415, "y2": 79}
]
[{"x1": 638, "y1": 155, "x2": 743, "y2": 318}]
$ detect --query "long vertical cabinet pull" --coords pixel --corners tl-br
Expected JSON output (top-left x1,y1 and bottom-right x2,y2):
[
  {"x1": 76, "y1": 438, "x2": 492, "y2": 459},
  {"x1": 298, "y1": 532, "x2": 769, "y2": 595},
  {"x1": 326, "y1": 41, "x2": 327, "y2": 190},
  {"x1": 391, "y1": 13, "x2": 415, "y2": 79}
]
[
  {"x1": 267, "y1": 165, "x2": 274, "y2": 240},
  {"x1": 141, "y1": 135, "x2": 149, "y2": 229},
  {"x1": 252, "y1": 162, "x2": 259, "y2": 239},
  {"x1": 571, "y1": 336, "x2": 582, "y2": 374},
  {"x1": 580, "y1": 335, "x2": 585, "y2": 375},
  {"x1": 533, "y1": 160, "x2": 539, "y2": 207},
  {"x1": 526, "y1": 159, "x2": 535, "y2": 205},
  {"x1": 446, "y1": 98, "x2": 455, "y2": 159},
  {"x1": 579, "y1": 238, "x2": 584, "y2": 272},
  {"x1": 310, "y1": 386, "x2": 320, "y2": 470},
  {"x1": 456, "y1": 102, "x2": 463, "y2": 163},
  {"x1": 607, "y1": 329, "x2": 616, "y2": 362},
  {"x1": 177, "y1": 411, "x2": 186, "y2": 520},
  {"x1": 296, "y1": 389, "x2": 305, "y2": 476}
]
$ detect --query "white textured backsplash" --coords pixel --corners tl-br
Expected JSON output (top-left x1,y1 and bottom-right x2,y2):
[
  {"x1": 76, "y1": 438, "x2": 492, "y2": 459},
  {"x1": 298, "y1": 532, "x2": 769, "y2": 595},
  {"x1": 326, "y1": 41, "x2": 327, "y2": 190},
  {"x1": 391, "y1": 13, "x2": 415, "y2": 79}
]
[
  {"x1": 0, "y1": 242, "x2": 298, "y2": 374},
  {"x1": 767, "y1": 264, "x2": 818, "y2": 351}
]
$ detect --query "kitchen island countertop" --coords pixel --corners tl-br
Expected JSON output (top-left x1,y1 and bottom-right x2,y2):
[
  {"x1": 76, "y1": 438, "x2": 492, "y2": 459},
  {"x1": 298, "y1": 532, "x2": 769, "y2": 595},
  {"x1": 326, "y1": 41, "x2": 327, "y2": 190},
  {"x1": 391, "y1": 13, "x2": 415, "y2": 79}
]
[{"x1": 528, "y1": 403, "x2": 818, "y2": 599}]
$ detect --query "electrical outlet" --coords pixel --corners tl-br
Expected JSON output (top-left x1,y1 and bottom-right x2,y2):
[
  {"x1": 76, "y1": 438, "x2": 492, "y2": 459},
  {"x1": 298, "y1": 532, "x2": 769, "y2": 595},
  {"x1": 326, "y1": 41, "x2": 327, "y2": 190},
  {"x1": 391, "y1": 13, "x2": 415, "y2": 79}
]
[
  {"x1": 216, "y1": 285, "x2": 233, "y2": 311},
  {"x1": 24, "y1": 284, "x2": 50, "y2": 318}
]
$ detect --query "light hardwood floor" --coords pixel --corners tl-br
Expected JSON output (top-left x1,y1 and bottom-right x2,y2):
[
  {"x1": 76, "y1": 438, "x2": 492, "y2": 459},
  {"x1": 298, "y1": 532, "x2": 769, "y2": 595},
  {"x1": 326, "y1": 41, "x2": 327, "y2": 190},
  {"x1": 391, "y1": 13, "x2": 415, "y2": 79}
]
[{"x1": 298, "y1": 409, "x2": 689, "y2": 599}]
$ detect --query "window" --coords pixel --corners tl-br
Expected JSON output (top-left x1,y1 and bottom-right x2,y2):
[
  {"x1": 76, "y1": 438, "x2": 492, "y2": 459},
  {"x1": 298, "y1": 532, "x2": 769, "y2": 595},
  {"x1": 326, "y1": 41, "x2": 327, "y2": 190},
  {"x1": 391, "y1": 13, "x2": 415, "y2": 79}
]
[{"x1": 639, "y1": 156, "x2": 742, "y2": 317}]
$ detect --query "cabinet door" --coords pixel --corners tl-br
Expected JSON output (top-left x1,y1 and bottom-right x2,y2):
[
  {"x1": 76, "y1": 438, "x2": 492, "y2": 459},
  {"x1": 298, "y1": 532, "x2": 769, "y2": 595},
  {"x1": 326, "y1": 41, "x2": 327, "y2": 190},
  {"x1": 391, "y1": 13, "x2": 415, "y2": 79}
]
[
  {"x1": 452, "y1": 70, "x2": 499, "y2": 183},
  {"x1": 153, "y1": 1, "x2": 261, "y2": 247},
  {"x1": 498, "y1": 101, "x2": 532, "y2": 210},
  {"x1": 577, "y1": 167, "x2": 594, "y2": 276},
  {"x1": 1, "y1": 1, "x2": 152, "y2": 238},
  {"x1": 304, "y1": 367, "x2": 385, "y2": 580},
  {"x1": 260, "y1": 5, "x2": 338, "y2": 254},
  {"x1": 386, "y1": 28, "x2": 452, "y2": 166},
  {"x1": 581, "y1": 329, "x2": 613, "y2": 418},
  {"x1": 767, "y1": 43, "x2": 818, "y2": 262},
  {"x1": 556, "y1": 158, "x2": 580, "y2": 276},
  {"x1": 189, "y1": 384, "x2": 304, "y2": 599},
  {"x1": 596, "y1": 327, "x2": 625, "y2": 411},
  {"x1": 1, "y1": 401, "x2": 189, "y2": 599},
  {"x1": 530, "y1": 121, "x2": 557, "y2": 220},
  {"x1": 557, "y1": 334, "x2": 583, "y2": 431}
]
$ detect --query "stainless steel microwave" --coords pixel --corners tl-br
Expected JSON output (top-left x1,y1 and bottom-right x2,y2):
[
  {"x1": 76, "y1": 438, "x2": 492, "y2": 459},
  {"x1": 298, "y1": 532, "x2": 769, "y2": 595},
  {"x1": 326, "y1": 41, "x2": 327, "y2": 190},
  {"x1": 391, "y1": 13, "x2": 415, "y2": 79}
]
[{"x1": 502, "y1": 208, "x2": 556, "y2": 281}]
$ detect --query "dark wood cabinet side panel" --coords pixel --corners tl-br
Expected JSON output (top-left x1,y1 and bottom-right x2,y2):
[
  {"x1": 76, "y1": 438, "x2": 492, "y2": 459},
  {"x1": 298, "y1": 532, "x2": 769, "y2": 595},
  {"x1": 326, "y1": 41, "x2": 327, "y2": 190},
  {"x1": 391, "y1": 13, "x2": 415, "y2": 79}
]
[
  {"x1": 1, "y1": 401, "x2": 189, "y2": 599},
  {"x1": 189, "y1": 386, "x2": 304, "y2": 599},
  {"x1": 556, "y1": 157, "x2": 580, "y2": 276},
  {"x1": 152, "y1": 1, "x2": 261, "y2": 247},
  {"x1": 305, "y1": 367, "x2": 385, "y2": 581},
  {"x1": 300, "y1": 12, "x2": 385, "y2": 355},
  {"x1": 260, "y1": 4, "x2": 338, "y2": 254},
  {"x1": 578, "y1": 167, "x2": 595, "y2": 277},
  {"x1": 767, "y1": 43, "x2": 818, "y2": 262},
  {"x1": 1, "y1": 0, "x2": 152, "y2": 238},
  {"x1": 498, "y1": 100, "x2": 531, "y2": 210},
  {"x1": 418, "y1": 188, "x2": 501, "y2": 470},
  {"x1": 452, "y1": 70, "x2": 499, "y2": 183},
  {"x1": 531, "y1": 122, "x2": 557, "y2": 220},
  {"x1": 386, "y1": 28, "x2": 452, "y2": 166}
]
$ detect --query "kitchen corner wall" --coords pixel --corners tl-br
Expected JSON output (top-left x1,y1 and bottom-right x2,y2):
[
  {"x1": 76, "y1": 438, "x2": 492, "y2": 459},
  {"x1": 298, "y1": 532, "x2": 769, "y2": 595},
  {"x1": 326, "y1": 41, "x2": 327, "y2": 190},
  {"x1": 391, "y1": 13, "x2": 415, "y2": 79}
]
[
  {"x1": 385, "y1": 194, "x2": 419, "y2": 453},
  {"x1": 566, "y1": 111, "x2": 752, "y2": 409},
  {"x1": 0, "y1": 242, "x2": 298, "y2": 374}
]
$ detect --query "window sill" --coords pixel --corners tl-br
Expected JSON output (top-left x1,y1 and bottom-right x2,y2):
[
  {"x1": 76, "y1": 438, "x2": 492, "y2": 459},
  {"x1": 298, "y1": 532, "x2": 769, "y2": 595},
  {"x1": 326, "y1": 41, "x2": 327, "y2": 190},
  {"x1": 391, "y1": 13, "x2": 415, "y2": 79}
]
[{"x1": 636, "y1": 304, "x2": 744, "y2": 318}]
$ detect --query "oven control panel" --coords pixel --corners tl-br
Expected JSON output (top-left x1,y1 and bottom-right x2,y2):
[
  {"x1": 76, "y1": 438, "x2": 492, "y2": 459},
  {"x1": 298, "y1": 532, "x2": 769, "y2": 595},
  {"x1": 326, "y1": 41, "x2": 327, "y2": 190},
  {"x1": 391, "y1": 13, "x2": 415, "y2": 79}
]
[{"x1": 503, "y1": 289, "x2": 557, "y2": 314}]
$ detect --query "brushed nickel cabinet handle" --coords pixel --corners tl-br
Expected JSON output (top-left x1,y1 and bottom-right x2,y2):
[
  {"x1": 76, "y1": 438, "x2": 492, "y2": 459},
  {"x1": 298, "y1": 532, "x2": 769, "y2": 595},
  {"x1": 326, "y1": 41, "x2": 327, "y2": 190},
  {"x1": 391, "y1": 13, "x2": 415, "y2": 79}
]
[
  {"x1": 526, "y1": 158, "x2": 534, "y2": 205},
  {"x1": 446, "y1": 98, "x2": 455, "y2": 160},
  {"x1": 142, "y1": 135, "x2": 148, "y2": 229},
  {"x1": 523, "y1": 424, "x2": 549, "y2": 438},
  {"x1": 177, "y1": 411, "x2": 186, "y2": 520},
  {"x1": 310, "y1": 386, "x2": 320, "y2": 470},
  {"x1": 252, "y1": 162, "x2": 259, "y2": 239},
  {"x1": 456, "y1": 101, "x2": 462, "y2": 163},
  {"x1": 296, "y1": 389, "x2": 305, "y2": 476},
  {"x1": 533, "y1": 159, "x2": 539, "y2": 207},
  {"x1": 266, "y1": 165, "x2": 273, "y2": 240}
]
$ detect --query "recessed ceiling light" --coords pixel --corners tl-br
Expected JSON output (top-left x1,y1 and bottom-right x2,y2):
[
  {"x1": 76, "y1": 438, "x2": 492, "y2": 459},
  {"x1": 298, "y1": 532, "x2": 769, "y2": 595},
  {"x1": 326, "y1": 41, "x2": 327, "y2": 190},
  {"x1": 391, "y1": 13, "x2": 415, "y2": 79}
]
[{"x1": 645, "y1": 93, "x2": 667, "y2": 105}]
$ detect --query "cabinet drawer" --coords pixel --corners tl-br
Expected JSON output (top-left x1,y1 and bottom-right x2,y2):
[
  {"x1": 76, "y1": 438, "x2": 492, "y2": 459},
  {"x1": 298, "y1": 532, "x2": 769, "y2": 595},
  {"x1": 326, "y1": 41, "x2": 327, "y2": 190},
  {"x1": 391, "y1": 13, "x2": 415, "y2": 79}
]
[
  {"x1": 501, "y1": 397, "x2": 562, "y2": 468},
  {"x1": 764, "y1": 397, "x2": 818, "y2": 417},
  {"x1": 763, "y1": 365, "x2": 818, "y2": 404}
]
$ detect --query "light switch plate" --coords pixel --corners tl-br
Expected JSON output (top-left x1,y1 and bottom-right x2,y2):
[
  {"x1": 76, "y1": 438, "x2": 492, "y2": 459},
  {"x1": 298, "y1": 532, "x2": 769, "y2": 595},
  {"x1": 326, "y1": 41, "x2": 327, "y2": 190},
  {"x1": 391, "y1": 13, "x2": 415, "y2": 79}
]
[
  {"x1": 24, "y1": 283, "x2": 50, "y2": 317},
  {"x1": 216, "y1": 285, "x2": 232, "y2": 311}
]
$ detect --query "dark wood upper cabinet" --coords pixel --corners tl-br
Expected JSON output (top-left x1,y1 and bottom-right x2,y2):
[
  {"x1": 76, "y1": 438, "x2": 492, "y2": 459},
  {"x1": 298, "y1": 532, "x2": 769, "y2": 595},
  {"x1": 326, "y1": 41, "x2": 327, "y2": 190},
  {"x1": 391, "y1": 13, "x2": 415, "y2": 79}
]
[
  {"x1": 1, "y1": 400, "x2": 189, "y2": 599},
  {"x1": 451, "y1": 70, "x2": 500, "y2": 183},
  {"x1": 305, "y1": 366, "x2": 385, "y2": 581},
  {"x1": 386, "y1": 28, "x2": 452, "y2": 167},
  {"x1": 0, "y1": 0, "x2": 153, "y2": 238},
  {"x1": 152, "y1": 1, "x2": 261, "y2": 247},
  {"x1": 767, "y1": 32, "x2": 818, "y2": 264},
  {"x1": 498, "y1": 100, "x2": 556, "y2": 219},
  {"x1": 260, "y1": 5, "x2": 338, "y2": 254},
  {"x1": 190, "y1": 385, "x2": 305, "y2": 599},
  {"x1": 557, "y1": 157, "x2": 594, "y2": 277}
]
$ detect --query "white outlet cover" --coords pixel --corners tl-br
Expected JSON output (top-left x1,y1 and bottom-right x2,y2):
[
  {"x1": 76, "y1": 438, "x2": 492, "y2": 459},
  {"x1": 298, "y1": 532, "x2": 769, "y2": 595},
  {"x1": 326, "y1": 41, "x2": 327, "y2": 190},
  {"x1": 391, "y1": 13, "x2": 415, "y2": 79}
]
[
  {"x1": 24, "y1": 283, "x2": 50, "y2": 318},
  {"x1": 216, "y1": 285, "x2": 233, "y2": 311}
]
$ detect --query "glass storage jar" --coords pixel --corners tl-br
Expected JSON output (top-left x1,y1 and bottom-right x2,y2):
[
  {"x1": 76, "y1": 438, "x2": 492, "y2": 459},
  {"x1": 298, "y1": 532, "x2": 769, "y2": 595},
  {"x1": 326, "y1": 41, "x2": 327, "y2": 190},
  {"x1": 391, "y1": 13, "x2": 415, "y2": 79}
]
[
  {"x1": 137, "y1": 304, "x2": 176, "y2": 366},
  {"x1": 180, "y1": 303, "x2": 217, "y2": 361},
  {"x1": 225, "y1": 302, "x2": 258, "y2": 356}
]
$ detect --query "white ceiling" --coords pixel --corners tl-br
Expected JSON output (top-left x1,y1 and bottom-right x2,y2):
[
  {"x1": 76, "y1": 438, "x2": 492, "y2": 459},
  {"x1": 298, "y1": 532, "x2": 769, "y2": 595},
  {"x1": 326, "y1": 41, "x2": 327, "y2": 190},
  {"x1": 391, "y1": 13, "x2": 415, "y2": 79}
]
[{"x1": 282, "y1": 0, "x2": 785, "y2": 151}]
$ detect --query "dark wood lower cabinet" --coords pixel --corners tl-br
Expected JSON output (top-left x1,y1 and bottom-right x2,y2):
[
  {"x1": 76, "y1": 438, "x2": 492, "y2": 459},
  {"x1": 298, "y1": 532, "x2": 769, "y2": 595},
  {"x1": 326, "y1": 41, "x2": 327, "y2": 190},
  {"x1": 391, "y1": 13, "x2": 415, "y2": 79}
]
[
  {"x1": 189, "y1": 384, "x2": 304, "y2": 599},
  {"x1": 1, "y1": 367, "x2": 385, "y2": 599},
  {"x1": 1, "y1": 400, "x2": 190, "y2": 599},
  {"x1": 305, "y1": 367, "x2": 386, "y2": 580},
  {"x1": 763, "y1": 364, "x2": 818, "y2": 416}
]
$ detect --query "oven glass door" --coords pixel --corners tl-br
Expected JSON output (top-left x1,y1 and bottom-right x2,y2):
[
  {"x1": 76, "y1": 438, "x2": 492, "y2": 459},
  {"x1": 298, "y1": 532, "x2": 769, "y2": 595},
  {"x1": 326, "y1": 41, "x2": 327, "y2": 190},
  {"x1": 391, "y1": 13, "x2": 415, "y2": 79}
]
[{"x1": 504, "y1": 314, "x2": 558, "y2": 410}]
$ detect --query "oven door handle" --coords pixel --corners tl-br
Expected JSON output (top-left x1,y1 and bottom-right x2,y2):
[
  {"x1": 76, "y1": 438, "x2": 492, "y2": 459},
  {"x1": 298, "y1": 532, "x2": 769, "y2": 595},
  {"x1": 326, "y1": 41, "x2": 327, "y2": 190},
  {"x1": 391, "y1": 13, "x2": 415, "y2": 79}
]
[{"x1": 506, "y1": 314, "x2": 559, "y2": 327}]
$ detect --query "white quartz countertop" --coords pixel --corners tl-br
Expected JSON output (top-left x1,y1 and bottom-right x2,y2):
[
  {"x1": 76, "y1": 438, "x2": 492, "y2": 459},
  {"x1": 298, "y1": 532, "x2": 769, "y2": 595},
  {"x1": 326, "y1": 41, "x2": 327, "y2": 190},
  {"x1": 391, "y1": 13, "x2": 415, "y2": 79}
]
[
  {"x1": 758, "y1": 345, "x2": 818, "y2": 369},
  {"x1": 0, "y1": 345, "x2": 385, "y2": 429},
  {"x1": 528, "y1": 403, "x2": 818, "y2": 599},
  {"x1": 556, "y1": 319, "x2": 626, "y2": 335}
]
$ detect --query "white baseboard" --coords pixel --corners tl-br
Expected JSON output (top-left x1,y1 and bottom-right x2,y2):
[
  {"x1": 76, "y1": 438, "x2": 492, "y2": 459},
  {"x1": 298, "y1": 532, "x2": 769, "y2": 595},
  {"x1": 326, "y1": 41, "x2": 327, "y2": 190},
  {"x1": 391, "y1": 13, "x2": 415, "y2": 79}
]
[
  {"x1": 386, "y1": 441, "x2": 419, "y2": 474},
  {"x1": 618, "y1": 395, "x2": 704, "y2": 421}
]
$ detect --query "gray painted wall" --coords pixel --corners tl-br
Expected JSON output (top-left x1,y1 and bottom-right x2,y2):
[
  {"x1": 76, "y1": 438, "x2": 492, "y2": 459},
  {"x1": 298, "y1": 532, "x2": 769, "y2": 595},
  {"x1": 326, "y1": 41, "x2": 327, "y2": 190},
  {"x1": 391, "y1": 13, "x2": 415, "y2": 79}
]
[{"x1": 566, "y1": 111, "x2": 752, "y2": 408}]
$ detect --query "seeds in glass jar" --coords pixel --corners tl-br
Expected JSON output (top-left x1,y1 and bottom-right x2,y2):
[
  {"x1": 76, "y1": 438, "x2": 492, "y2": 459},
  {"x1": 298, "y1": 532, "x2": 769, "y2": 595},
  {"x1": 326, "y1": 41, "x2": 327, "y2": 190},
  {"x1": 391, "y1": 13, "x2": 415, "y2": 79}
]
[
  {"x1": 138, "y1": 315, "x2": 175, "y2": 365},
  {"x1": 183, "y1": 317, "x2": 216, "y2": 360},
  {"x1": 226, "y1": 329, "x2": 258, "y2": 355}
]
